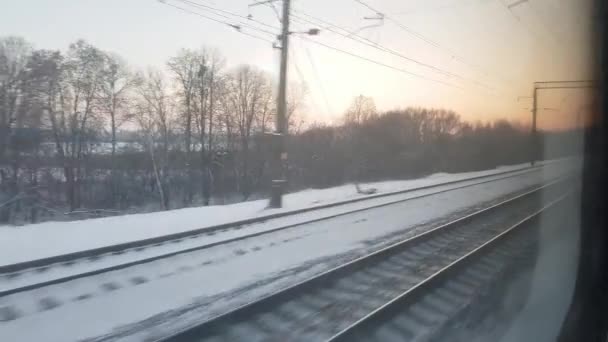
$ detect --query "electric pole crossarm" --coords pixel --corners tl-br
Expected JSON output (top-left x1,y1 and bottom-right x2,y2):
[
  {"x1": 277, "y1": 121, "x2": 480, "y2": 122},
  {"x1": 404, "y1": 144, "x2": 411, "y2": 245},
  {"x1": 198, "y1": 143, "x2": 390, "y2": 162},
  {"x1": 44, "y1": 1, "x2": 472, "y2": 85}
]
[
  {"x1": 529, "y1": 79, "x2": 599, "y2": 166},
  {"x1": 534, "y1": 80, "x2": 597, "y2": 84},
  {"x1": 534, "y1": 86, "x2": 598, "y2": 90}
]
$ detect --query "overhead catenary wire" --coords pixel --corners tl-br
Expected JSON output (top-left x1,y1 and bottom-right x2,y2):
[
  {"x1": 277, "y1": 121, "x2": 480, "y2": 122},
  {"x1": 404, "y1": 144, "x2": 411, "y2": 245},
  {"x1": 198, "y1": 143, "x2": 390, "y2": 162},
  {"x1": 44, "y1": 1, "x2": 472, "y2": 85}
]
[
  {"x1": 291, "y1": 11, "x2": 458, "y2": 80},
  {"x1": 497, "y1": 0, "x2": 549, "y2": 45},
  {"x1": 497, "y1": 0, "x2": 573, "y2": 83},
  {"x1": 352, "y1": 0, "x2": 508, "y2": 87},
  {"x1": 267, "y1": 1, "x2": 283, "y2": 23},
  {"x1": 160, "y1": 0, "x2": 234, "y2": 27},
  {"x1": 289, "y1": 47, "x2": 329, "y2": 121},
  {"x1": 173, "y1": 0, "x2": 279, "y2": 36},
  {"x1": 165, "y1": 0, "x2": 470, "y2": 90},
  {"x1": 238, "y1": 30, "x2": 277, "y2": 44},
  {"x1": 519, "y1": 0, "x2": 561, "y2": 44},
  {"x1": 354, "y1": 0, "x2": 381, "y2": 15},
  {"x1": 164, "y1": 0, "x2": 491, "y2": 92},
  {"x1": 292, "y1": 36, "x2": 334, "y2": 117},
  {"x1": 391, "y1": 0, "x2": 477, "y2": 16},
  {"x1": 159, "y1": 0, "x2": 276, "y2": 44},
  {"x1": 297, "y1": 35, "x2": 463, "y2": 90},
  {"x1": 291, "y1": 8, "x2": 497, "y2": 92},
  {"x1": 176, "y1": 0, "x2": 279, "y2": 29}
]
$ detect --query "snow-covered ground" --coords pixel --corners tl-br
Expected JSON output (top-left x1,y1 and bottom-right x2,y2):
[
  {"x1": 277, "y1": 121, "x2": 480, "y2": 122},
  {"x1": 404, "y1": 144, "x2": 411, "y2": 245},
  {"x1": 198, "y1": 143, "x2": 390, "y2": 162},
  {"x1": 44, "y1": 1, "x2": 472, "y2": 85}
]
[
  {"x1": 0, "y1": 159, "x2": 578, "y2": 342},
  {"x1": 498, "y1": 180, "x2": 581, "y2": 342},
  {"x1": 0, "y1": 167, "x2": 548, "y2": 294},
  {"x1": 0, "y1": 159, "x2": 564, "y2": 266}
]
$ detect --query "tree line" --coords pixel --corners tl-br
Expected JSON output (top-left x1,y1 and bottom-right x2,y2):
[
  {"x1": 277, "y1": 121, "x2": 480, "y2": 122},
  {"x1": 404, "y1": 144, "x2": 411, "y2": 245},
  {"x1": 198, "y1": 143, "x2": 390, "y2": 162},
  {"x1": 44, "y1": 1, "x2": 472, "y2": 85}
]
[{"x1": 0, "y1": 36, "x2": 578, "y2": 225}]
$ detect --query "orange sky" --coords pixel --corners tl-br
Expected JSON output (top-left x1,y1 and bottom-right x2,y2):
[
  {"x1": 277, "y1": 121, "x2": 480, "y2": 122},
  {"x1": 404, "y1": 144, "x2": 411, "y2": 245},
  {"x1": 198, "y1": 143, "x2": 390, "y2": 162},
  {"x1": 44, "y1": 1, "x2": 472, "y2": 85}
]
[
  {"x1": 0, "y1": 0, "x2": 597, "y2": 130},
  {"x1": 287, "y1": 0, "x2": 597, "y2": 130}
]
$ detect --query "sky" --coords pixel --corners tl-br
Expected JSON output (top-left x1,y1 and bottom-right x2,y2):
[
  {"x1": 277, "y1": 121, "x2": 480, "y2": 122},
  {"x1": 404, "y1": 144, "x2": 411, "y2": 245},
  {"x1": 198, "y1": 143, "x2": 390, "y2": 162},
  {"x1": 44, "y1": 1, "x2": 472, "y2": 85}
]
[{"x1": 0, "y1": 0, "x2": 597, "y2": 130}]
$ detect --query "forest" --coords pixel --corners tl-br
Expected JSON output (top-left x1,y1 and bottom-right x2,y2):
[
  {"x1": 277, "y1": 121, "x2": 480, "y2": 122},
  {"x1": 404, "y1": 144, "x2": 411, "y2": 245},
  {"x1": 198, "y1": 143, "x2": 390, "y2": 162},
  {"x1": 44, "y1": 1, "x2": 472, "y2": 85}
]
[{"x1": 0, "y1": 36, "x2": 579, "y2": 224}]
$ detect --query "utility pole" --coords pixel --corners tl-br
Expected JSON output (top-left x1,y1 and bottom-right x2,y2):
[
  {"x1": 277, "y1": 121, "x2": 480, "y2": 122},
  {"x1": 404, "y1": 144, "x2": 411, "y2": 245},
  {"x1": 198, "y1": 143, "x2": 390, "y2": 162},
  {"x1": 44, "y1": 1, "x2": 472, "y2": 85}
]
[
  {"x1": 248, "y1": 0, "x2": 318, "y2": 208},
  {"x1": 531, "y1": 86, "x2": 537, "y2": 166},
  {"x1": 269, "y1": 0, "x2": 291, "y2": 208}
]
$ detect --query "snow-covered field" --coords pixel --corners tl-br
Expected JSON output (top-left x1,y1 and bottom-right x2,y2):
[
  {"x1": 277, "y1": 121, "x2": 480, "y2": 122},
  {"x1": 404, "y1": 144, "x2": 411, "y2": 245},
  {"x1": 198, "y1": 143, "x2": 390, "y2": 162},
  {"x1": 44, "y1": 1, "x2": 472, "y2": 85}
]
[
  {"x1": 0, "y1": 159, "x2": 579, "y2": 342},
  {"x1": 0, "y1": 159, "x2": 564, "y2": 266}
]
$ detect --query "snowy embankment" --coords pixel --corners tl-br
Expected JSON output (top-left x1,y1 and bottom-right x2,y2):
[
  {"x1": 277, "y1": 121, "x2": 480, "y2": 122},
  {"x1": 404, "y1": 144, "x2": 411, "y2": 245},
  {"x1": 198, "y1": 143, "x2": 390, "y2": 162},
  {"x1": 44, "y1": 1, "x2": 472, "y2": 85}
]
[
  {"x1": 0, "y1": 159, "x2": 566, "y2": 266},
  {"x1": 0, "y1": 158, "x2": 578, "y2": 342}
]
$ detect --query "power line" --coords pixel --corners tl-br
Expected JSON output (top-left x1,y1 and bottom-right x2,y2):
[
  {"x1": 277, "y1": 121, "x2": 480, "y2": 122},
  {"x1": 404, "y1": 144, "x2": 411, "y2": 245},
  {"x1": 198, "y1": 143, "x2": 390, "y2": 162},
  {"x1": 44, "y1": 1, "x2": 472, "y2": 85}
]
[
  {"x1": 267, "y1": 1, "x2": 283, "y2": 23},
  {"x1": 294, "y1": 38, "x2": 334, "y2": 117},
  {"x1": 392, "y1": 0, "x2": 477, "y2": 16},
  {"x1": 169, "y1": 0, "x2": 277, "y2": 37},
  {"x1": 293, "y1": 8, "x2": 498, "y2": 91},
  {"x1": 497, "y1": 0, "x2": 548, "y2": 44},
  {"x1": 173, "y1": 0, "x2": 279, "y2": 36},
  {"x1": 291, "y1": 10, "x2": 494, "y2": 91},
  {"x1": 288, "y1": 19, "x2": 334, "y2": 115},
  {"x1": 352, "y1": 0, "x2": 507, "y2": 87},
  {"x1": 159, "y1": 0, "x2": 276, "y2": 44},
  {"x1": 238, "y1": 30, "x2": 277, "y2": 44},
  {"x1": 291, "y1": 14, "x2": 452, "y2": 79},
  {"x1": 512, "y1": 0, "x2": 561, "y2": 43},
  {"x1": 289, "y1": 48, "x2": 328, "y2": 121},
  {"x1": 499, "y1": 0, "x2": 522, "y2": 21},
  {"x1": 499, "y1": 0, "x2": 571, "y2": 73},
  {"x1": 298, "y1": 35, "x2": 462, "y2": 89},
  {"x1": 354, "y1": 0, "x2": 381, "y2": 15},
  {"x1": 160, "y1": 0, "x2": 233, "y2": 26},
  {"x1": 177, "y1": 0, "x2": 278, "y2": 29},
  {"x1": 292, "y1": 11, "x2": 454, "y2": 79},
  {"x1": 508, "y1": 0, "x2": 528, "y2": 9}
]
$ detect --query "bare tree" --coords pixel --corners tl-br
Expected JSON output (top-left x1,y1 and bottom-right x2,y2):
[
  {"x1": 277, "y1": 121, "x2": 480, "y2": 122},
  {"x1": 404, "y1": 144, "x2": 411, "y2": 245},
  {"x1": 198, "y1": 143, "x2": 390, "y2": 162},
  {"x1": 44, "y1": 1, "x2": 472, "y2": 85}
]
[
  {"x1": 0, "y1": 37, "x2": 31, "y2": 164},
  {"x1": 342, "y1": 95, "x2": 379, "y2": 194},
  {"x1": 99, "y1": 52, "x2": 136, "y2": 206},
  {"x1": 0, "y1": 37, "x2": 35, "y2": 222},
  {"x1": 100, "y1": 54, "x2": 134, "y2": 159},
  {"x1": 344, "y1": 94, "x2": 377, "y2": 125},
  {"x1": 223, "y1": 65, "x2": 273, "y2": 199},
  {"x1": 167, "y1": 49, "x2": 199, "y2": 205},
  {"x1": 286, "y1": 81, "x2": 308, "y2": 134},
  {"x1": 45, "y1": 40, "x2": 105, "y2": 211},
  {"x1": 136, "y1": 68, "x2": 173, "y2": 210},
  {"x1": 194, "y1": 48, "x2": 225, "y2": 205},
  {"x1": 0, "y1": 35, "x2": 561, "y2": 226},
  {"x1": 215, "y1": 80, "x2": 238, "y2": 203}
]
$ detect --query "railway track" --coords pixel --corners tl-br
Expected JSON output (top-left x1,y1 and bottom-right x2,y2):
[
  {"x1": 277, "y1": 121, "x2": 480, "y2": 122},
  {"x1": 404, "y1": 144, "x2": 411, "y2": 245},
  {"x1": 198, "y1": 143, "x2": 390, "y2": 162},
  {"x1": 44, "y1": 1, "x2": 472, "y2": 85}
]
[
  {"x1": 0, "y1": 165, "x2": 550, "y2": 298},
  {"x1": 156, "y1": 177, "x2": 572, "y2": 342},
  {"x1": 327, "y1": 195, "x2": 568, "y2": 342}
]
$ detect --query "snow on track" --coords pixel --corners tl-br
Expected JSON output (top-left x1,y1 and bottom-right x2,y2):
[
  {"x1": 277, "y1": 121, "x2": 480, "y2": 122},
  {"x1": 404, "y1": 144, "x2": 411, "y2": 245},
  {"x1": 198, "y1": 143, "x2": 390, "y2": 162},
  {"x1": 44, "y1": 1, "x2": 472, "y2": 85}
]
[
  {"x1": 0, "y1": 159, "x2": 577, "y2": 342},
  {"x1": 0, "y1": 165, "x2": 552, "y2": 296},
  {"x1": 0, "y1": 159, "x2": 565, "y2": 267}
]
